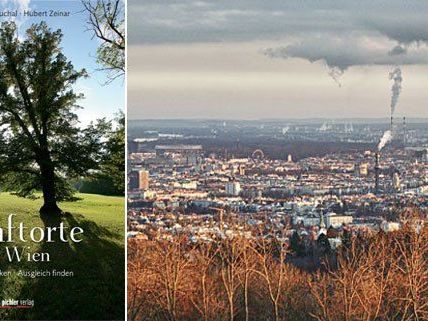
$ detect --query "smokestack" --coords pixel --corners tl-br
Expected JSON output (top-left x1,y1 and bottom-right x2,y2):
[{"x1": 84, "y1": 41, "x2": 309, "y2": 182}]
[
  {"x1": 403, "y1": 116, "x2": 407, "y2": 146},
  {"x1": 390, "y1": 115, "x2": 394, "y2": 133},
  {"x1": 375, "y1": 152, "x2": 380, "y2": 194}
]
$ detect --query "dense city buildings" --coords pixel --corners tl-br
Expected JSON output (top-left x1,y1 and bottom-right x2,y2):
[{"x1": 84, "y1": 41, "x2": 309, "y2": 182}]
[{"x1": 127, "y1": 119, "x2": 428, "y2": 248}]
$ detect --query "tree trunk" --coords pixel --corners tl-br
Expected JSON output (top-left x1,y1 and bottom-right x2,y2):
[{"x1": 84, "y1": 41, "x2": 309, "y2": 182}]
[
  {"x1": 244, "y1": 273, "x2": 249, "y2": 321},
  {"x1": 39, "y1": 155, "x2": 61, "y2": 215}
]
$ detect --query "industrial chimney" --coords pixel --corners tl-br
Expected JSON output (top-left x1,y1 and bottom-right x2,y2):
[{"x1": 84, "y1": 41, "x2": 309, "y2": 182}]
[
  {"x1": 403, "y1": 116, "x2": 407, "y2": 146},
  {"x1": 375, "y1": 152, "x2": 380, "y2": 194}
]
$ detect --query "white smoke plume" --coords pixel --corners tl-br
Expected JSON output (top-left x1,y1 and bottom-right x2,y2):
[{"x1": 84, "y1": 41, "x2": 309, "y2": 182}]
[
  {"x1": 378, "y1": 130, "x2": 392, "y2": 151},
  {"x1": 389, "y1": 67, "x2": 402, "y2": 116},
  {"x1": 319, "y1": 121, "x2": 333, "y2": 131}
]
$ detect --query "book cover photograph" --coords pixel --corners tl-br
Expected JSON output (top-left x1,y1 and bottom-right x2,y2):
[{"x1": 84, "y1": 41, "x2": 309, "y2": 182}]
[
  {"x1": 0, "y1": 0, "x2": 125, "y2": 320},
  {"x1": 127, "y1": 1, "x2": 428, "y2": 321}
]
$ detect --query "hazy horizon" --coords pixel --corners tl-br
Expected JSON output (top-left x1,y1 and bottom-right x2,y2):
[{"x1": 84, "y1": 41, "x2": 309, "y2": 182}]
[{"x1": 128, "y1": 116, "x2": 428, "y2": 122}]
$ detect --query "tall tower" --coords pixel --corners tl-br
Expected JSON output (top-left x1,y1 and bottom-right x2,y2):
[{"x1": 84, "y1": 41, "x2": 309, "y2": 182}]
[
  {"x1": 403, "y1": 116, "x2": 407, "y2": 146},
  {"x1": 139, "y1": 170, "x2": 149, "y2": 190},
  {"x1": 374, "y1": 153, "x2": 380, "y2": 194},
  {"x1": 319, "y1": 213, "x2": 326, "y2": 229},
  {"x1": 393, "y1": 172, "x2": 401, "y2": 192}
]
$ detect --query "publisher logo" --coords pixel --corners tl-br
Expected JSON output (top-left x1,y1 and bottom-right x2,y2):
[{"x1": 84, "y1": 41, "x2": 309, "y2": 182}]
[{"x1": 1, "y1": 299, "x2": 34, "y2": 309}]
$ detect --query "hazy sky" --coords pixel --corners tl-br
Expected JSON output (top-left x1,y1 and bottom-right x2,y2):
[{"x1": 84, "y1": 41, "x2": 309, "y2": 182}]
[
  {"x1": 129, "y1": 0, "x2": 428, "y2": 120},
  {"x1": 0, "y1": 0, "x2": 124, "y2": 125}
]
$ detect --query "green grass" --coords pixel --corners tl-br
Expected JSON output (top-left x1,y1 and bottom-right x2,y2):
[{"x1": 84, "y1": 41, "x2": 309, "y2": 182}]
[{"x1": 0, "y1": 193, "x2": 125, "y2": 320}]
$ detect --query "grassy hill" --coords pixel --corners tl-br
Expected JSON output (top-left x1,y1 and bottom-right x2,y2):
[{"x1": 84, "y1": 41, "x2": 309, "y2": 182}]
[{"x1": 0, "y1": 193, "x2": 125, "y2": 320}]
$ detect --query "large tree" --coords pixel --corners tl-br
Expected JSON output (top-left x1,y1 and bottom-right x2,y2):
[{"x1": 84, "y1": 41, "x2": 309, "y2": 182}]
[
  {"x1": 78, "y1": 112, "x2": 125, "y2": 196},
  {"x1": 0, "y1": 22, "x2": 102, "y2": 215},
  {"x1": 99, "y1": 111, "x2": 125, "y2": 194},
  {"x1": 81, "y1": 0, "x2": 125, "y2": 192}
]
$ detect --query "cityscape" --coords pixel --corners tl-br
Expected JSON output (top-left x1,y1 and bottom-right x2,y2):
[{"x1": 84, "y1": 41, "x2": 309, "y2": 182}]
[
  {"x1": 128, "y1": 118, "x2": 428, "y2": 320},
  {"x1": 128, "y1": 118, "x2": 428, "y2": 247}
]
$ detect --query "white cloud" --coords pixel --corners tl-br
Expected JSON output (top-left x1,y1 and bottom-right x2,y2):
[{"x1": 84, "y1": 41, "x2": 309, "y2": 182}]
[{"x1": 1, "y1": 0, "x2": 31, "y2": 30}]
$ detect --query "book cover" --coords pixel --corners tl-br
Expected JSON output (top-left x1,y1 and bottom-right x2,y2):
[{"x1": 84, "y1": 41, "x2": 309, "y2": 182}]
[{"x1": 0, "y1": 1, "x2": 125, "y2": 320}]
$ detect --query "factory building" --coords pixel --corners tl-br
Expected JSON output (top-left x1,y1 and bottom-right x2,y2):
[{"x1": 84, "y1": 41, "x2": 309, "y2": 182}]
[{"x1": 155, "y1": 144, "x2": 203, "y2": 156}]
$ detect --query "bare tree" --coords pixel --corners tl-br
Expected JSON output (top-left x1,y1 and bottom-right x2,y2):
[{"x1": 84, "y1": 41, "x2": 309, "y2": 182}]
[
  {"x1": 238, "y1": 240, "x2": 256, "y2": 321},
  {"x1": 128, "y1": 240, "x2": 165, "y2": 321},
  {"x1": 128, "y1": 240, "x2": 150, "y2": 321},
  {"x1": 308, "y1": 272, "x2": 334, "y2": 321},
  {"x1": 82, "y1": 0, "x2": 125, "y2": 83},
  {"x1": 356, "y1": 233, "x2": 393, "y2": 321},
  {"x1": 219, "y1": 238, "x2": 246, "y2": 321},
  {"x1": 309, "y1": 233, "x2": 391, "y2": 321},
  {"x1": 251, "y1": 237, "x2": 290, "y2": 321},
  {"x1": 393, "y1": 225, "x2": 428, "y2": 320},
  {"x1": 127, "y1": 207, "x2": 428, "y2": 321},
  {"x1": 156, "y1": 238, "x2": 194, "y2": 321},
  {"x1": 189, "y1": 242, "x2": 224, "y2": 321}
]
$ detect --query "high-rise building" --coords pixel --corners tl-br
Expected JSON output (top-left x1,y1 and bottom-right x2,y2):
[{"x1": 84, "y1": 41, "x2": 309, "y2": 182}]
[
  {"x1": 393, "y1": 172, "x2": 401, "y2": 191},
  {"x1": 139, "y1": 170, "x2": 149, "y2": 190},
  {"x1": 225, "y1": 181, "x2": 241, "y2": 196},
  {"x1": 360, "y1": 163, "x2": 368, "y2": 176},
  {"x1": 238, "y1": 165, "x2": 245, "y2": 176},
  {"x1": 128, "y1": 170, "x2": 139, "y2": 190},
  {"x1": 354, "y1": 162, "x2": 368, "y2": 177},
  {"x1": 423, "y1": 150, "x2": 428, "y2": 163}
]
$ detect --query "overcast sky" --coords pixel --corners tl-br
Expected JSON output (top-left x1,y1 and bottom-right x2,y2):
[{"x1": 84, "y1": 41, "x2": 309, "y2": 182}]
[{"x1": 129, "y1": 0, "x2": 428, "y2": 120}]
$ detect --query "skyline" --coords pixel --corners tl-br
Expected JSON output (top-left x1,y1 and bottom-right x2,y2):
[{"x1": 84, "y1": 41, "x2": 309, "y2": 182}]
[{"x1": 129, "y1": 0, "x2": 428, "y2": 120}]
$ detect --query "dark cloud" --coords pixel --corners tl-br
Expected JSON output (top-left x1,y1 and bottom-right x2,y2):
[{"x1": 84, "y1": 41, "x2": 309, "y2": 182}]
[
  {"x1": 129, "y1": 0, "x2": 428, "y2": 71},
  {"x1": 129, "y1": 0, "x2": 428, "y2": 119},
  {"x1": 389, "y1": 45, "x2": 407, "y2": 56},
  {"x1": 265, "y1": 37, "x2": 428, "y2": 71},
  {"x1": 366, "y1": 13, "x2": 428, "y2": 44},
  {"x1": 130, "y1": 0, "x2": 428, "y2": 45},
  {"x1": 129, "y1": 0, "x2": 362, "y2": 44}
]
